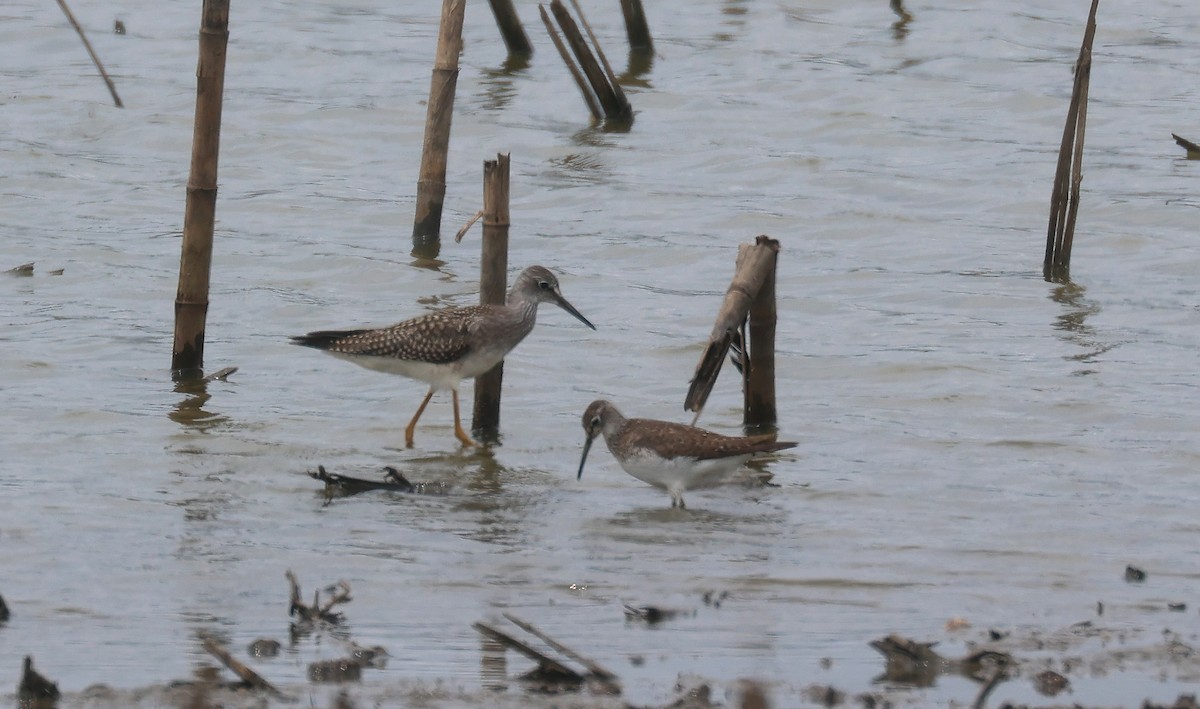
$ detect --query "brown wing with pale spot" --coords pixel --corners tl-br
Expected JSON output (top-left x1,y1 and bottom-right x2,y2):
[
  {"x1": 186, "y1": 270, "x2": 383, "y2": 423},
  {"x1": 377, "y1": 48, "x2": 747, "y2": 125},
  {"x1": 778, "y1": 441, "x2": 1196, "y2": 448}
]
[
  {"x1": 622, "y1": 419, "x2": 797, "y2": 461},
  {"x1": 291, "y1": 305, "x2": 492, "y2": 364}
]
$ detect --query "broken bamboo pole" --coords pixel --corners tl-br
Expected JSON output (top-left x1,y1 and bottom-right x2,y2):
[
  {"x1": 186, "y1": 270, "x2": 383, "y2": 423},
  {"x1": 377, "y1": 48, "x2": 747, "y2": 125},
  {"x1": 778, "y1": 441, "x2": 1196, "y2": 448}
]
[
  {"x1": 743, "y1": 242, "x2": 778, "y2": 428},
  {"x1": 171, "y1": 0, "x2": 230, "y2": 376},
  {"x1": 619, "y1": 0, "x2": 653, "y2": 55},
  {"x1": 1043, "y1": 0, "x2": 1098, "y2": 283},
  {"x1": 487, "y1": 0, "x2": 533, "y2": 56},
  {"x1": 412, "y1": 0, "x2": 467, "y2": 260},
  {"x1": 471, "y1": 154, "x2": 512, "y2": 439},
  {"x1": 55, "y1": 0, "x2": 124, "y2": 108},
  {"x1": 684, "y1": 236, "x2": 781, "y2": 426}
]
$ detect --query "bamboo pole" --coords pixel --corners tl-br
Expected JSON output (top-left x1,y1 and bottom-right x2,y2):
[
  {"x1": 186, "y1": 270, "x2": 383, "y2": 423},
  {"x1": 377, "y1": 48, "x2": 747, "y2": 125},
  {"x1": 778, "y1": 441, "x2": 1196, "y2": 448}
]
[
  {"x1": 743, "y1": 240, "x2": 778, "y2": 428},
  {"x1": 544, "y1": 0, "x2": 631, "y2": 122},
  {"x1": 171, "y1": 0, "x2": 230, "y2": 376},
  {"x1": 619, "y1": 0, "x2": 653, "y2": 54},
  {"x1": 539, "y1": 5, "x2": 602, "y2": 120},
  {"x1": 1043, "y1": 0, "x2": 1098, "y2": 283},
  {"x1": 684, "y1": 236, "x2": 781, "y2": 422},
  {"x1": 55, "y1": 0, "x2": 124, "y2": 108},
  {"x1": 569, "y1": 0, "x2": 632, "y2": 119},
  {"x1": 412, "y1": 0, "x2": 467, "y2": 260},
  {"x1": 487, "y1": 0, "x2": 533, "y2": 56},
  {"x1": 472, "y1": 154, "x2": 511, "y2": 439}
]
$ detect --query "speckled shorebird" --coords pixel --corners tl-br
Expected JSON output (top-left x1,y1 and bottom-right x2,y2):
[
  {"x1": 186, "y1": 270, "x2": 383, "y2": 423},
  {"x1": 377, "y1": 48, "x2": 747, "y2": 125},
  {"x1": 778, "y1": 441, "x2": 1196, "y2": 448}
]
[
  {"x1": 577, "y1": 400, "x2": 796, "y2": 508},
  {"x1": 291, "y1": 265, "x2": 595, "y2": 448}
]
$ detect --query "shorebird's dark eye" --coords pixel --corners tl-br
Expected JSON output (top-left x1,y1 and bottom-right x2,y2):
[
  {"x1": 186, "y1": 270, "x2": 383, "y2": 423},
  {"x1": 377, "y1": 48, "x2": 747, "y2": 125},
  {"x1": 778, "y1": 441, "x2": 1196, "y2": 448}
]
[
  {"x1": 590, "y1": 416, "x2": 601, "y2": 428},
  {"x1": 538, "y1": 280, "x2": 552, "y2": 291}
]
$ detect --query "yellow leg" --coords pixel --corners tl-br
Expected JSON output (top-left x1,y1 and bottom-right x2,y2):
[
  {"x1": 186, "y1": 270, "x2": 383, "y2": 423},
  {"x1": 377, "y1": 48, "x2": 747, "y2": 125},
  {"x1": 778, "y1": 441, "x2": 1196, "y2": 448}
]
[
  {"x1": 451, "y1": 389, "x2": 477, "y2": 447},
  {"x1": 405, "y1": 389, "x2": 435, "y2": 448}
]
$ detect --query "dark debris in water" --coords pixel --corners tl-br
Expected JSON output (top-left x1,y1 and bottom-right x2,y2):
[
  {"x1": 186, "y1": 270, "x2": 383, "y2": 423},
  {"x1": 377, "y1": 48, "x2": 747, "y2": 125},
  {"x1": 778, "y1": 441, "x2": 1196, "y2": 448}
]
[
  {"x1": 310, "y1": 464, "x2": 451, "y2": 501},
  {"x1": 287, "y1": 570, "x2": 350, "y2": 626},
  {"x1": 19, "y1": 655, "x2": 61, "y2": 708},
  {"x1": 623, "y1": 604, "x2": 695, "y2": 625},
  {"x1": 1125, "y1": 564, "x2": 1148, "y2": 582}
]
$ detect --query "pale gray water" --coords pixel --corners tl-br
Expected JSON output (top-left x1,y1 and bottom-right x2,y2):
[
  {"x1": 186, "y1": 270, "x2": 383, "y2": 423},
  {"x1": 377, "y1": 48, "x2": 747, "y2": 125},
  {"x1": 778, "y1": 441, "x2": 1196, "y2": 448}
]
[{"x1": 3, "y1": 0, "x2": 1200, "y2": 706}]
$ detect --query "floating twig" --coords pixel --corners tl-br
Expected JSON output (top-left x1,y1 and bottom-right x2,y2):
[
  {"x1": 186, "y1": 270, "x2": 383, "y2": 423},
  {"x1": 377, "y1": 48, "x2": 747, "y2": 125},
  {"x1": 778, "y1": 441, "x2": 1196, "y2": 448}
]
[
  {"x1": 55, "y1": 0, "x2": 123, "y2": 107},
  {"x1": 472, "y1": 620, "x2": 581, "y2": 684},
  {"x1": 502, "y1": 612, "x2": 619, "y2": 685},
  {"x1": 201, "y1": 366, "x2": 237, "y2": 383},
  {"x1": 200, "y1": 635, "x2": 285, "y2": 696},
  {"x1": 310, "y1": 465, "x2": 415, "y2": 499}
]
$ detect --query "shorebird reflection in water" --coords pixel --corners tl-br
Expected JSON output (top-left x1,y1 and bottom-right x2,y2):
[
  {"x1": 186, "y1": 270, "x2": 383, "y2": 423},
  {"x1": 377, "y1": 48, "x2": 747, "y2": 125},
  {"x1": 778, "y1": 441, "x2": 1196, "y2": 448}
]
[
  {"x1": 292, "y1": 265, "x2": 595, "y2": 448},
  {"x1": 577, "y1": 400, "x2": 797, "y2": 508}
]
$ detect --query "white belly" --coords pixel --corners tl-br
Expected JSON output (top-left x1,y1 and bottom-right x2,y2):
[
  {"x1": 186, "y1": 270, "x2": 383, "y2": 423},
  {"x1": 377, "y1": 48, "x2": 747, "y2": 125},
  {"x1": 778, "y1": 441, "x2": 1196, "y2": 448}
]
[
  {"x1": 327, "y1": 351, "x2": 471, "y2": 391},
  {"x1": 616, "y1": 449, "x2": 750, "y2": 494}
]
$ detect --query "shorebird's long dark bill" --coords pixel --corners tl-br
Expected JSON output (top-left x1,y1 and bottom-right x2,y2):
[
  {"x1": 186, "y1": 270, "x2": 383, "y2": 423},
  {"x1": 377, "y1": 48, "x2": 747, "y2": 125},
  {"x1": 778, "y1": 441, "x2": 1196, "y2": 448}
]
[
  {"x1": 577, "y1": 435, "x2": 595, "y2": 480},
  {"x1": 552, "y1": 292, "x2": 596, "y2": 330}
]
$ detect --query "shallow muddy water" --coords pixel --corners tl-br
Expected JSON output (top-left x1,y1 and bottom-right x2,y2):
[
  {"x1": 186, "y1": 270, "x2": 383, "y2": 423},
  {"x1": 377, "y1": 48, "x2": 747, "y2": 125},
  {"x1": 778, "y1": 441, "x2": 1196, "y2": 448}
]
[{"x1": 3, "y1": 0, "x2": 1200, "y2": 706}]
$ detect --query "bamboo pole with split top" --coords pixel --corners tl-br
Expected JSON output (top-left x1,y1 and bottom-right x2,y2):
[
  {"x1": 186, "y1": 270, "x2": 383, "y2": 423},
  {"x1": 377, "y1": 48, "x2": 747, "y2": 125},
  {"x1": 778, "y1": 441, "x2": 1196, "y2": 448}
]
[
  {"x1": 412, "y1": 0, "x2": 467, "y2": 259},
  {"x1": 684, "y1": 236, "x2": 781, "y2": 427},
  {"x1": 1044, "y1": 0, "x2": 1098, "y2": 283},
  {"x1": 171, "y1": 0, "x2": 230, "y2": 376},
  {"x1": 743, "y1": 241, "x2": 778, "y2": 428},
  {"x1": 487, "y1": 0, "x2": 533, "y2": 56},
  {"x1": 471, "y1": 154, "x2": 512, "y2": 438}
]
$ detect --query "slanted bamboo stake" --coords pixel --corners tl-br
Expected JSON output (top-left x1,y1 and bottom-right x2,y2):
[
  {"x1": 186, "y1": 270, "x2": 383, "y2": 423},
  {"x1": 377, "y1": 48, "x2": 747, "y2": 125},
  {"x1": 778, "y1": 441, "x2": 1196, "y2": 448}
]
[
  {"x1": 55, "y1": 0, "x2": 124, "y2": 108},
  {"x1": 502, "y1": 613, "x2": 618, "y2": 684},
  {"x1": 472, "y1": 154, "x2": 512, "y2": 438},
  {"x1": 743, "y1": 240, "x2": 778, "y2": 428},
  {"x1": 619, "y1": 0, "x2": 653, "y2": 54},
  {"x1": 412, "y1": 0, "x2": 467, "y2": 259},
  {"x1": 569, "y1": 0, "x2": 632, "y2": 118},
  {"x1": 684, "y1": 237, "x2": 781, "y2": 424},
  {"x1": 172, "y1": 0, "x2": 230, "y2": 376},
  {"x1": 1044, "y1": 0, "x2": 1099, "y2": 283},
  {"x1": 487, "y1": 0, "x2": 533, "y2": 56},
  {"x1": 539, "y1": 5, "x2": 602, "y2": 120},
  {"x1": 544, "y1": 0, "x2": 631, "y2": 122}
]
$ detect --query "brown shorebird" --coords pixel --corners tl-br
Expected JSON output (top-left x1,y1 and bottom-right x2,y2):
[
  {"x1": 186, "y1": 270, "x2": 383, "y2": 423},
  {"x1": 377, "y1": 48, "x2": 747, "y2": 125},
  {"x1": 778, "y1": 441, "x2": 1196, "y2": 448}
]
[
  {"x1": 292, "y1": 265, "x2": 595, "y2": 448},
  {"x1": 577, "y1": 400, "x2": 796, "y2": 508}
]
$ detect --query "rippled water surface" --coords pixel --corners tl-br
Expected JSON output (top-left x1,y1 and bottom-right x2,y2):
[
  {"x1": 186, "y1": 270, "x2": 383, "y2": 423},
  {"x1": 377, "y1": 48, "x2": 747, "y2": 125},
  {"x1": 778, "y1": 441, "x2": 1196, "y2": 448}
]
[{"x1": 3, "y1": 0, "x2": 1200, "y2": 705}]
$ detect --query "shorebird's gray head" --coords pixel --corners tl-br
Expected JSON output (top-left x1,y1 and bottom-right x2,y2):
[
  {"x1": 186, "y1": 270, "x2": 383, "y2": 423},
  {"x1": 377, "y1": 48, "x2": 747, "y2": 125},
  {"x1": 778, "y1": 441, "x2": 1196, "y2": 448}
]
[
  {"x1": 512, "y1": 266, "x2": 595, "y2": 330},
  {"x1": 577, "y1": 399, "x2": 621, "y2": 480}
]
